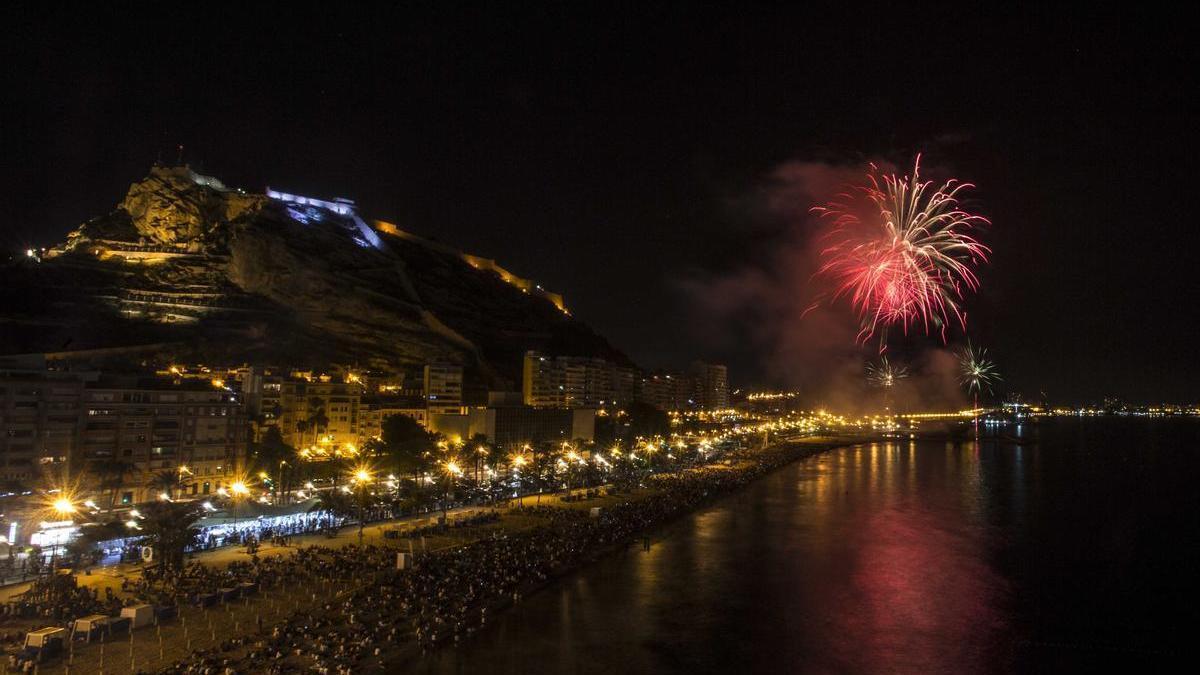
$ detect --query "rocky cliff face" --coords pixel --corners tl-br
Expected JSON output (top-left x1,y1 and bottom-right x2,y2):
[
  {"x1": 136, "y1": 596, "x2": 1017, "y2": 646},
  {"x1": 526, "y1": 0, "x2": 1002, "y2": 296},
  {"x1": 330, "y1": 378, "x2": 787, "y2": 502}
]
[
  {"x1": 118, "y1": 166, "x2": 264, "y2": 245},
  {"x1": 61, "y1": 166, "x2": 263, "y2": 252},
  {"x1": 2, "y1": 165, "x2": 630, "y2": 386}
]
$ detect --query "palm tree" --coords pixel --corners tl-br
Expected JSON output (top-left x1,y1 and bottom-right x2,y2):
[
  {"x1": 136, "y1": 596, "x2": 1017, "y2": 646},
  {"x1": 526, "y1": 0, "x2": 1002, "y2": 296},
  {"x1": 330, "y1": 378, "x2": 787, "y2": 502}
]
[
  {"x1": 307, "y1": 397, "x2": 329, "y2": 446},
  {"x1": 93, "y1": 459, "x2": 135, "y2": 510},
  {"x1": 146, "y1": 469, "x2": 186, "y2": 501},
  {"x1": 138, "y1": 501, "x2": 203, "y2": 579},
  {"x1": 295, "y1": 418, "x2": 311, "y2": 450},
  {"x1": 529, "y1": 446, "x2": 556, "y2": 504},
  {"x1": 253, "y1": 426, "x2": 299, "y2": 504},
  {"x1": 469, "y1": 433, "x2": 492, "y2": 484},
  {"x1": 310, "y1": 488, "x2": 354, "y2": 534}
]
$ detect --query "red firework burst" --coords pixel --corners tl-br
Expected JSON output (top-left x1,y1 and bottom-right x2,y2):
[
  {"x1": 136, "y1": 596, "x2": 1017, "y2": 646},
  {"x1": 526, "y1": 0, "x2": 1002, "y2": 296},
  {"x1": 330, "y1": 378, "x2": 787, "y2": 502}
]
[{"x1": 813, "y1": 155, "x2": 990, "y2": 344}]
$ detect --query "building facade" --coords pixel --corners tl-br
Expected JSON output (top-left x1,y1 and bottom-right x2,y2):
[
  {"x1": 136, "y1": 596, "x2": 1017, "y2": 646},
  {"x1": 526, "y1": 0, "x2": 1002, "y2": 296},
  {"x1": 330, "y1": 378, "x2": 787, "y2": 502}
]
[
  {"x1": 2, "y1": 362, "x2": 250, "y2": 508},
  {"x1": 1, "y1": 369, "x2": 89, "y2": 486},
  {"x1": 277, "y1": 379, "x2": 361, "y2": 454},
  {"x1": 423, "y1": 364, "x2": 464, "y2": 414},
  {"x1": 638, "y1": 372, "x2": 694, "y2": 411},
  {"x1": 522, "y1": 351, "x2": 636, "y2": 409},
  {"x1": 81, "y1": 378, "x2": 246, "y2": 504},
  {"x1": 357, "y1": 398, "x2": 429, "y2": 442},
  {"x1": 690, "y1": 362, "x2": 730, "y2": 410}
]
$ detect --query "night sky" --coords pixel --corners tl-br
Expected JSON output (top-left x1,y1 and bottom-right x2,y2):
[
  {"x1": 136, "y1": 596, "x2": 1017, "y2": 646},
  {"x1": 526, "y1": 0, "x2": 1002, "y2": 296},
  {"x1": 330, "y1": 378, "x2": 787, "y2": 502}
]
[{"x1": 2, "y1": 5, "x2": 1196, "y2": 402}]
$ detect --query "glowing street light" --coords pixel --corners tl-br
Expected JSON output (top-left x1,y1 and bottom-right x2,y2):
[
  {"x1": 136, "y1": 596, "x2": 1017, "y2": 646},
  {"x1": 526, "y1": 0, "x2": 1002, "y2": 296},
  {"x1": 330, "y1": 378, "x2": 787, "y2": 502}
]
[
  {"x1": 52, "y1": 497, "x2": 76, "y2": 516},
  {"x1": 348, "y1": 465, "x2": 375, "y2": 545},
  {"x1": 229, "y1": 480, "x2": 251, "y2": 543}
]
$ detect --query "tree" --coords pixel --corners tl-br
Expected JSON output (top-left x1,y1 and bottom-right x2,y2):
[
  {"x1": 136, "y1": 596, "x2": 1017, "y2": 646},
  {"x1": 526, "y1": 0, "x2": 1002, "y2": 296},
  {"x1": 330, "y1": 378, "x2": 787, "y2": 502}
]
[
  {"x1": 379, "y1": 414, "x2": 435, "y2": 488},
  {"x1": 253, "y1": 426, "x2": 298, "y2": 504},
  {"x1": 310, "y1": 488, "x2": 355, "y2": 530},
  {"x1": 93, "y1": 459, "x2": 135, "y2": 509},
  {"x1": 307, "y1": 397, "x2": 329, "y2": 446},
  {"x1": 138, "y1": 501, "x2": 203, "y2": 577},
  {"x1": 295, "y1": 419, "x2": 311, "y2": 448},
  {"x1": 146, "y1": 469, "x2": 186, "y2": 501},
  {"x1": 528, "y1": 445, "x2": 558, "y2": 502},
  {"x1": 468, "y1": 433, "x2": 498, "y2": 484},
  {"x1": 64, "y1": 520, "x2": 124, "y2": 569}
]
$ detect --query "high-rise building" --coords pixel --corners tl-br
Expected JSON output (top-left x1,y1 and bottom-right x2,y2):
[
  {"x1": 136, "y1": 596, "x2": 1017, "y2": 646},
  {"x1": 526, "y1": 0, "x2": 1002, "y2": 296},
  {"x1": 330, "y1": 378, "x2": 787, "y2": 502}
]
[
  {"x1": 638, "y1": 372, "x2": 694, "y2": 411},
  {"x1": 80, "y1": 377, "x2": 246, "y2": 504},
  {"x1": 522, "y1": 352, "x2": 634, "y2": 409},
  {"x1": 0, "y1": 367, "x2": 90, "y2": 485},
  {"x1": 2, "y1": 362, "x2": 248, "y2": 507},
  {"x1": 522, "y1": 352, "x2": 564, "y2": 408},
  {"x1": 690, "y1": 362, "x2": 730, "y2": 410},
  {"x1": 423, "y1": 363, "x2": 464, "y2": 414}
]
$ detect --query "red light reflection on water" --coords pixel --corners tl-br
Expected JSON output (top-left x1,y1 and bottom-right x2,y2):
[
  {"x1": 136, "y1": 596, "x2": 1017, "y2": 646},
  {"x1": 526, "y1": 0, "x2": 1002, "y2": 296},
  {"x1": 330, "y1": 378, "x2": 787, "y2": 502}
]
[{"x1": 828, "y1": 504, "x2": 1010, "y2": 673}]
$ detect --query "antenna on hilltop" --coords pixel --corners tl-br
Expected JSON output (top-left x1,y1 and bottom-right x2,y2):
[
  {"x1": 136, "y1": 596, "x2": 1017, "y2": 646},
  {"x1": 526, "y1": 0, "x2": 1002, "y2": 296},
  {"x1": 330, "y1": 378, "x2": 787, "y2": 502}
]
[{"x1": 176, "y1": 144, "x2": 184, "y2": 166}]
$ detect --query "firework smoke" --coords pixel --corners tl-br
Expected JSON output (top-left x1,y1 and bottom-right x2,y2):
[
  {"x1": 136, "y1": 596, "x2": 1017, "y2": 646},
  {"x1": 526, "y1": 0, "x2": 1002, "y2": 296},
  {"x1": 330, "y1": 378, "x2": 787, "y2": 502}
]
[{"x1": 682, "y1": 156, "x2": 978, "y2": 411}]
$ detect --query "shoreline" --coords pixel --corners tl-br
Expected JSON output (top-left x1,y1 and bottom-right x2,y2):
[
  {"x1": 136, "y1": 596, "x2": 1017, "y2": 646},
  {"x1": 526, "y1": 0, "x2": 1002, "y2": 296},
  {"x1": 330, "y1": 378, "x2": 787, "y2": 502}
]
[
  {"x1": 379, "y1": 435, "x2": 869, "y2": 668},
  {"x1": 26, "y1": 436, "x2": 873, "y2": 674}
]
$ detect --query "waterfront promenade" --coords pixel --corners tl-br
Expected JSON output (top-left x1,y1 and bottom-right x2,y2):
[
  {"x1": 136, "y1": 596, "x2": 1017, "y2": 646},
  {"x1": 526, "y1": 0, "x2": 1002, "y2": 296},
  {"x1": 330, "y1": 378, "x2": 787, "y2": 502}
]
[{"x1": 4, "y1": 436, "x2": 859, "y2": 674}]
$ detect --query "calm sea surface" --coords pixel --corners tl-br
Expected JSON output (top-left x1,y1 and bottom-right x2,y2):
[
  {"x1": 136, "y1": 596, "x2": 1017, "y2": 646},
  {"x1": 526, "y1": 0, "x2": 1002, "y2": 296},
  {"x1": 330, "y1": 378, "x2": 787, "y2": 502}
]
[{"x1": 416, "y1": 419, "x2": 1200, "y2": 674}]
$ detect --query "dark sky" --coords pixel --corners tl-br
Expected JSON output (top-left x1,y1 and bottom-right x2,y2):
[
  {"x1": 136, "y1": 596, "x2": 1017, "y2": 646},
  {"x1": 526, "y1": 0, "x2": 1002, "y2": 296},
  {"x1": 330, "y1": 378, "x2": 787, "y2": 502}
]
[{"x1": 2, "y1": 5, "x2": 1196, "y2": 403}]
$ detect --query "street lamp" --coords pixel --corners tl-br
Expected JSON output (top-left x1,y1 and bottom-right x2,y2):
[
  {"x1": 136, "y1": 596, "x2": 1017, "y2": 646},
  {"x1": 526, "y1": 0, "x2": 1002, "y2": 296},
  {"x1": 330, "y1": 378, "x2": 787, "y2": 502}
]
[
  {"x1": 509, "y1": 453, "x2": 529, "y2": 505},
  {"x1": 230, "y1": 480, "x2": 250, "y2": 544},
  {"x1": 44, "y1": 494, "x2": 77, "y2": 573},
  {"x1": 441, "y1": 460, "x2": 462, "y2": 517},
  {"x1": 350, "y1": 466, "x2": 373, "y2": 545}
]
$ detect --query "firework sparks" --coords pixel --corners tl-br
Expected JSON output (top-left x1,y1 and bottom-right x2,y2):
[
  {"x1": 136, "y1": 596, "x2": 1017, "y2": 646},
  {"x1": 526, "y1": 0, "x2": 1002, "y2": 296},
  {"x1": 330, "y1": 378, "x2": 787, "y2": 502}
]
[
  {"x1": 866, "y1": 356, "x2": 908, "y2": 388},
  {"x1": 959, "y1": 341, "x2": 1000, "y2": 395},
  {"x1": 814, "y1": 155, "x2": 990, "y2": 344}
]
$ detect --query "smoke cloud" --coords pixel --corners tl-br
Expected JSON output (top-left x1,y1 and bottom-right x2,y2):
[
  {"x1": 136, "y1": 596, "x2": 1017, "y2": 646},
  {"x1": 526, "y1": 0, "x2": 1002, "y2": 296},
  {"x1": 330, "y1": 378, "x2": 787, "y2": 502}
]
[{"x1": 682, "y1": 157, "x2": 968, "y2": 413}]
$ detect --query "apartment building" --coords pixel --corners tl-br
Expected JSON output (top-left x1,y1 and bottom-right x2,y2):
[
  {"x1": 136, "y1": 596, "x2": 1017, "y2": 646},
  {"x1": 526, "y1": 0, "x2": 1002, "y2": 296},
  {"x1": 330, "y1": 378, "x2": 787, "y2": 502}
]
[
  {"x1": 522, "y1": 352, "x2": 636, "y2": 409},
  {"x1": 277, "y1": 379, "x2": 361, "y2": 453},
  {"x1": 357, "y1": 397, "x2": 429, "y2": 441},
  {"x1": 81, "y1": 377, "x2": 246, "y2": 504},
  {"x1": 690, "y1": 362, "x2": 730, "y2": 410},
  {"x1": 423, "y1": 364, "x2": 464, "y2": 414},
  {"x1": 0, "y1": 368, "x2": 90, "y2": 485}
]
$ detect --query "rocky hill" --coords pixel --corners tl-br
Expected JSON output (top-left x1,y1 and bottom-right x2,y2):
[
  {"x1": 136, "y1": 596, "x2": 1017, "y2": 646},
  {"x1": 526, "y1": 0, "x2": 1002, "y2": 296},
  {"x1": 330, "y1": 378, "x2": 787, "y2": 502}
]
[{"x1": 0, "y1": 166, "x2": 630, "y2": 387}]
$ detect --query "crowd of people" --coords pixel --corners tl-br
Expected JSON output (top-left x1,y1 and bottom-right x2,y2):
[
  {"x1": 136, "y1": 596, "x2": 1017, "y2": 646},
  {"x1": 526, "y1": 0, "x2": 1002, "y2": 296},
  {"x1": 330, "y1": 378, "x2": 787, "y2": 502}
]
[
  {"x1": 398, "y1": 511, "x2": 501, "y2": 542},
  {"x1": 149, "y1": 441, "x2": 819, "y2": 673},
  {"x1": 1, "y1": 574, "x2": 124, "y2": 622},
  {"x1": 2, "y1": 440, "x2": 821, "y2": 671}
]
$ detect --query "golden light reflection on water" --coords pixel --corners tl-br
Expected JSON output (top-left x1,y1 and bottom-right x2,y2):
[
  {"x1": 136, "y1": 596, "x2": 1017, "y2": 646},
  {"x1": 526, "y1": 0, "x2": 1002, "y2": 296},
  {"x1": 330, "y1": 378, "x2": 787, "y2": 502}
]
[{"x1": 423, "y1": 439, "x2": 1017, "y2": 675}]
